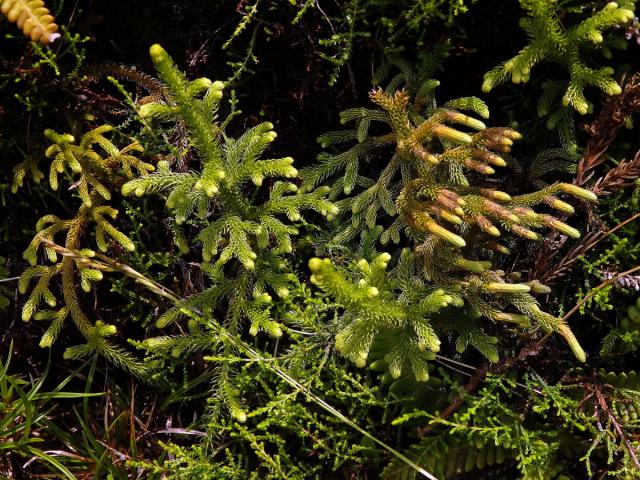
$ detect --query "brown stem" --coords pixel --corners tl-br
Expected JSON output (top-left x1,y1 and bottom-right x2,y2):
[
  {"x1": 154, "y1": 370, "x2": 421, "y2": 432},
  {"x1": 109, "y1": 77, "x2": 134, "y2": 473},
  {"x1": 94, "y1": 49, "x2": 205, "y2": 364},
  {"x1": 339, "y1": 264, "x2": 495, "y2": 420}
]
[
  {"x1": 561, "y1": 264, "x2": 640, "y2": 323},
  {"x1": 416, "y1": 338, "x2": 545, "y2": 437},
  {"x1": 594, "y1": 384, "x2": 640, "y2": 471}
]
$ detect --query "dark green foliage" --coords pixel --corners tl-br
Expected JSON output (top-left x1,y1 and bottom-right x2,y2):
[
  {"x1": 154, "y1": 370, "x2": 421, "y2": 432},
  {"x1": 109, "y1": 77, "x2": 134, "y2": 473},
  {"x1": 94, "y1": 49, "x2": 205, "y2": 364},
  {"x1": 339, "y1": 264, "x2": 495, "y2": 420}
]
[
  {"x1": 220, "y1": 1, "x2": 475, "y2": 86},
  {"x1": 0, "y1": 347, "x2": 104, "y2": 479}
]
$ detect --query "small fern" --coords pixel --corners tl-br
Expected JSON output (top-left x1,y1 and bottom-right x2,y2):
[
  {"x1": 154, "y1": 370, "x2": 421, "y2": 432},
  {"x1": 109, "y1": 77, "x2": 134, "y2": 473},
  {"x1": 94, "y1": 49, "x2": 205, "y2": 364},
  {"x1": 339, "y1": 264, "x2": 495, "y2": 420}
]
[
  {"x1": 482, "y1": 1, "x2": 635, "y2": 114},
  {"x1": 125, "y1": 45, "x2": 336, "y2": 421},
  {"x1": 482, "y1": 0, "x2": 635, "y2": 150},
  {"x1": 19, "y1": 126, "x2": 151, "y2": 376}
]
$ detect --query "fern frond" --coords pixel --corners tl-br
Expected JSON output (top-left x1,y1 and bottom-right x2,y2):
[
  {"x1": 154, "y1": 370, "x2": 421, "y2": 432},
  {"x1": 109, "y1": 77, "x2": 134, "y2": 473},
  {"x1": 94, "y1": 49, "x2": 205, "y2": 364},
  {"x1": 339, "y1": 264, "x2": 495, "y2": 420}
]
[
  {"x1": 483, "y1": 0, "x2": 634, "y2": 115},
  {"x1": 123, "y1": 45, "x2": 337, "y2": 419},
  {"x1": 19, "y1": 125, "x2": 149, "y2": 376}
]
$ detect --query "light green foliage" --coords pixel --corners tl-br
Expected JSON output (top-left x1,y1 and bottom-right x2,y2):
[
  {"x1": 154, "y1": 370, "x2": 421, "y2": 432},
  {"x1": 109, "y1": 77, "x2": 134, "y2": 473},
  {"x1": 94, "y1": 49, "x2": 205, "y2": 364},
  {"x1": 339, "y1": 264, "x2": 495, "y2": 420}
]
[
  {"x1": 574, "y1": 229, "x2": 629, "y2": 316},
  {"x1": 310, "y1": 251, "x2": 466, "y2": 381},
  {"x1": 131, "y1": 279, "x2": 393, "y2": 479},
  {"x1": 147, "y1": 363, "x2": 386, "y2": 479},
  {"x1": 305, "y1": 56, "x2": 594, "y2": 377},
  {"x1": 308, "y1": 245, "x2": 575, "y2": 381},
  {"x1": 483, "y1": 0, "x2": 634, "y2": 114},
  {"x1": 129, "y1": 442, "x2": 247, "y2": 479},
  {"x1": 482, "y1": 0, "x2": 635, "y2": 150},
  {"x1": 123, "y1": 45, "x2": 335, "y2": 270},
  {"x1": 18, "y1": 126, "x2": 151, "y2": 376},
  {"x1": 125, "y1": 45, "x2": 335, "y2": 420},
  {"x1": 576, "y1": 283, "x2": 615, "y2": 314}
]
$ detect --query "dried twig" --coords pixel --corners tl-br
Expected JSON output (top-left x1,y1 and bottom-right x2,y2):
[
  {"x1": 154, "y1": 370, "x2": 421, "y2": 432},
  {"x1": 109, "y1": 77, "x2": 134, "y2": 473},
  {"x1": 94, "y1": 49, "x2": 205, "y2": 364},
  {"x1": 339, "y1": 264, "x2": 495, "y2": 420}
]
[
  {"x1": 593, "y1": 150, "x2": 640, "y2": 196},
  {"x1": 577, "y1": 73, "x2": 640, "y2": 186},
  {"x1": 532, "y1": 211, "x2": 640, "y2": 283},
  {"x1": 593, "y1": 383, "x2": 640, "y2": 470},
  {"x1": 416, "y1": 339, "x2": 545, "y2": 437}
]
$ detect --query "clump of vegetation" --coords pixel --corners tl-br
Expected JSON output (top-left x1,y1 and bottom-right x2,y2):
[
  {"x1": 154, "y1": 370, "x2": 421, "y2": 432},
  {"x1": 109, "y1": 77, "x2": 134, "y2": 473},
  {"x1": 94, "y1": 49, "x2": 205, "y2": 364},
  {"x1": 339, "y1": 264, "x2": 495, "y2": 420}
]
[
  {"x1": 124, "y1": 44, "x2": 335, "y2": 421},
  {"x1": 18, "y1": 126, "x2": 151, "y2": 375},
  {"x1": 483, "y1": 0, "x2": 636, "y2": 149}
]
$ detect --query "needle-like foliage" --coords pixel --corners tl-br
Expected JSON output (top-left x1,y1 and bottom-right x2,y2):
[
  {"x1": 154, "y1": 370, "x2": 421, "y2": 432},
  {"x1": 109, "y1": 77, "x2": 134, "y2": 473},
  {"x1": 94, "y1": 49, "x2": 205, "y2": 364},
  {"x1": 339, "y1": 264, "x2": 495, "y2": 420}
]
[
  {"x1": 19, "y1": 126, "x2": 152, "y2": 376},
  {"x1": 304, "y1": 57, "x2": 596, "y2": 382},
  {"x1": 124, "y1": 45, "x2": 336, "y2": 421},
  {"x1": 483, "y1": 1, "x2": 635, "y2": 115},
  {"x1": 482, "y1": 0, "x2": 635, "y2": 150}
]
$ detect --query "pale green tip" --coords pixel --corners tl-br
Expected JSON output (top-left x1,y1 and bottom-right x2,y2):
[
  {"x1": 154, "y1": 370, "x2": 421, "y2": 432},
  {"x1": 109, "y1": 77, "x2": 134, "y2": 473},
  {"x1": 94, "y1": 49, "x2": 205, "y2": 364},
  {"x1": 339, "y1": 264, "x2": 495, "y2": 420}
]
[
  {"x1": 426, "y1": 221, "x2": 466, "y2": 248},
  {"x1": 456, "y1": 258, "x2": 488, "y2": 273},
  {"x1": 378, "y1": 252, "x2": 392, "y2": 262},
  {"x1": 493, "y1": 191, "x2": 512, "y2": 202},
  {"x1": 549, "y1": 219, "x2": 580, "y2": 239},
  {"x1": 551, "y1": 199, "x2": 575, "y2": 214},
  {"x1": 308, "y1": 258, "x2": 325, "y2": 272},
  {"x1": 484, "y1": 282, "x2": 531, "y2": 293},
  {"x1": 149, "y1": 44, "x2": 168, "y2": 64},
  {"x1": 559, "y1": 183, "x2": 598, "y2": 202},
  {"x1": 489, "y1": 155, "x2": 507, "y2": 167},
  {"x1": 487, "y1": 226, "x2": 501, "y2": 237}
]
